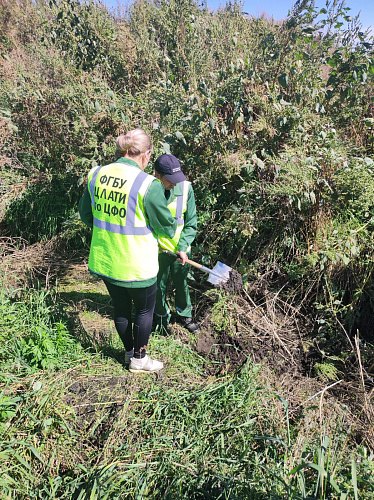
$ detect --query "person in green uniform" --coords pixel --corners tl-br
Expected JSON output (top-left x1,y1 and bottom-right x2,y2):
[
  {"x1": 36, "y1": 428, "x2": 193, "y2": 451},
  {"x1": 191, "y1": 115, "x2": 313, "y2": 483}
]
[
  {"x1": 79, "y1": 129, "x2": 177, "y2": 373},
  {"x1": 153, "y1": 154, "x2": 199, "y2": 334}
]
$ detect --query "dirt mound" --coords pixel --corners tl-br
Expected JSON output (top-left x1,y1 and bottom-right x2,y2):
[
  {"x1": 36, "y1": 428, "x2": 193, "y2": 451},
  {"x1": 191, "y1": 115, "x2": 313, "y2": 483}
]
[
  {"x1": 196, "y1": 321, "x2": 309, "y2": 378},
  {"x1": 220, "y1": 269, "x2": 243, "y2": 293},
  {"x1": 197, "y1": 328, "x2": 247, "y2": 374},
  {"x1": 193, "y1": 287, "x2": 311, "y2": 378}
]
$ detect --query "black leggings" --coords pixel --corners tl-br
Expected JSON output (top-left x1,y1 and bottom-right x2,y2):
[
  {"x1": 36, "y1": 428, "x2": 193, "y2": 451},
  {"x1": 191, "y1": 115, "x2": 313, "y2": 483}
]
[{"x1": 104, "y1": 281, "x2": 157, "y2": 359}]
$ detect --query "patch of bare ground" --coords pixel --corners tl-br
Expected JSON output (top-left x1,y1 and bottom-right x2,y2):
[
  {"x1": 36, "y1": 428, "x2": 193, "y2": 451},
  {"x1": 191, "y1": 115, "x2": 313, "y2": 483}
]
[
  {"x1": 193, "y1": 285, "x2": 311, "y2": 378},
  {"x1": 63, "y1": 369, "x2": 131, "y2": 453}
]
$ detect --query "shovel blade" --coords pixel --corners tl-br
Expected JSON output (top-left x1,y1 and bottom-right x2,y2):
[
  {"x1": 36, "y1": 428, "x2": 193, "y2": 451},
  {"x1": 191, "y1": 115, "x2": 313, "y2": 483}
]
[{"x1": 207, "y1": 261, "x2": 232, "y2": 285}]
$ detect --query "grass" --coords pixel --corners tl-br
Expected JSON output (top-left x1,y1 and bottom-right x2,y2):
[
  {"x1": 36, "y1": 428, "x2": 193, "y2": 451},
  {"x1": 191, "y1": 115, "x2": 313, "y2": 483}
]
[
  {"x1": 0, "y1": 280, "x2": 84, "y2": 375},
  {"x1": 0, "y1": 278, "x2": 373, "y2": 498},
  {"x1": 1, "y1": 0, "x2": 374, "y2": 494}
]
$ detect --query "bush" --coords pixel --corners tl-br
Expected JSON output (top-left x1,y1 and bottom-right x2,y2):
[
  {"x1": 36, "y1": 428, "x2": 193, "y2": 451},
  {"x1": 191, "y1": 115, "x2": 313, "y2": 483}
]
[{"x1": 3, "y1": 173, "x2": 82, "y2": 243}]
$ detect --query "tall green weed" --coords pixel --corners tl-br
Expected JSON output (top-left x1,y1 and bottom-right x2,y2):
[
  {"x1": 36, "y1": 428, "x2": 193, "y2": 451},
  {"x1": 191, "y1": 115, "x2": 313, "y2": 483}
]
[{"x1": 0, "y1": 280, "x2": 80, "y2": 374}]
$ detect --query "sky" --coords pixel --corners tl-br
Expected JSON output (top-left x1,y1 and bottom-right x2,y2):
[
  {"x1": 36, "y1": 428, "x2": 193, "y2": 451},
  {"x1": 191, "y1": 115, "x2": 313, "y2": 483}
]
[
  {"x1": 213, "y1": 0, "x2": 374, "y2": 31},
  {"x1": 105, "y1": 0, "x2": 374, "y2": 34}
]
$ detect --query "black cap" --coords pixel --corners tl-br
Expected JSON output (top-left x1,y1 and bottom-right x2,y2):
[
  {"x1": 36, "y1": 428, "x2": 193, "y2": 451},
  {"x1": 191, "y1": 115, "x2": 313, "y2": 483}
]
[{"x1": 154, "y1": 154, "x2": 187, "y2": 184}]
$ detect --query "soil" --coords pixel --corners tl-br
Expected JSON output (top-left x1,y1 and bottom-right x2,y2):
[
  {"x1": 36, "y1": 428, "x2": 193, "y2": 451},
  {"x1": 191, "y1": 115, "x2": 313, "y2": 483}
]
[
  {"x1": 195, "y1": 307, "x2": 309, "y2": 378},
  {"x1": 220, "y1": 268, "x2": 243, "y2": 293}
]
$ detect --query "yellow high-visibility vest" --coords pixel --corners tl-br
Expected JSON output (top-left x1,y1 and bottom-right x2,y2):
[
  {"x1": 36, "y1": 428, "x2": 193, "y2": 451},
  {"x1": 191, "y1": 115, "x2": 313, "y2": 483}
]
[
  {"x1": 87, "y1": 161, "x2": 158, "y2": 282},
  {"x1": 158, "y1": 181, "x2": 191, "y2": 253}
]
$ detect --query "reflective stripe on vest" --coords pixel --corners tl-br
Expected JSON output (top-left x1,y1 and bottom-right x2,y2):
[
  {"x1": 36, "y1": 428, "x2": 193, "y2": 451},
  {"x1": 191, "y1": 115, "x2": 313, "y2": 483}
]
[
  {"x1": 87, "y1": 161, "x2": 159, "y2": 282},
  {"x1": 158, "y1": 181, "x2": 190, "y2": 253},
  {"x1": 175, "y1": 184, "x2": 185, "y2": 224}
]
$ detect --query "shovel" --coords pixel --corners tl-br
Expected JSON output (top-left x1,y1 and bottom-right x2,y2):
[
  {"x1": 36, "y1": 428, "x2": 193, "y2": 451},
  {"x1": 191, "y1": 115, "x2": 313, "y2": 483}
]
[{"x1": 162, "y1": 250, "x2": 240, "y2": 288}]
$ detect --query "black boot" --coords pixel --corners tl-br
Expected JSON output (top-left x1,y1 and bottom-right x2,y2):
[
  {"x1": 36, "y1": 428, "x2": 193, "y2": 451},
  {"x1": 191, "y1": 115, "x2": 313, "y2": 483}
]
[{"x1": 180, "y1": 317, "x2": 200, "y2": 333}]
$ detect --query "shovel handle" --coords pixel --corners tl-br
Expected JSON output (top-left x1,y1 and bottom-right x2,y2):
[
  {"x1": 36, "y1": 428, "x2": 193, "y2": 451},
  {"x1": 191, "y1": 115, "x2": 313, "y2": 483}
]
[
  {"x1": 186, "y1": 259, "x2": 212, "y2": 274},
  {"x1": 162, "y1": 250, "x2": 215, "y2": 275}
]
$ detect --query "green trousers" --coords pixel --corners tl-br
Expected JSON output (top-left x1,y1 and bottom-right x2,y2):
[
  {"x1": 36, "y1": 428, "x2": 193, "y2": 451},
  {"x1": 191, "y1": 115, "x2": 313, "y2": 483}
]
[{"x1": 155, "y1": 252, "x2": 192, "y2": 324}]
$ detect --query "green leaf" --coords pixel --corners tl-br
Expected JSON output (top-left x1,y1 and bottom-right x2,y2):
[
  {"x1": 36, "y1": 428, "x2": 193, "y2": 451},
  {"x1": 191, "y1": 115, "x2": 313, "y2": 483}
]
[
  {"x1": 352, "y1": 460, "x2": 359, "y2": 500},
  {"x1": 342, "y1": 255, "x2": 350, "y2": 265},
  {"x1": 276, "y1": 394, "x2": 288, "y2": 411},
  {"x1": 254, "y1": 436, "x2": 288, "y2": 448},
  {"x1": 175, "y1": 131, "x2": 186, "y2": 144},
  {"x1": 120, "y1": 111, "x2": 129, "y2": 124},
  {"x1": 220, "y1": 125, "x2": 228, "y2": 136},
  {"x1": 33, "y1": 381, "x2": 43, "y2": 391},
  {"x1": 14, "y1": 453, "x2": 31, "y2": 470},
  {"x1": 327, "y1": 58, "x2": 337, "y2": 68},
  {"x1": 159, "y1": 142, "x2": 171, "y2": 154},
  {"x1": 278, "y1": 73, "x2": 288, "y2": 89},
  {"x1": 255, "y1": 158, "x2": 264, "y2": 169},
  {"x1": 29, "y1": 445, "x2": 45, "y2": 463}
]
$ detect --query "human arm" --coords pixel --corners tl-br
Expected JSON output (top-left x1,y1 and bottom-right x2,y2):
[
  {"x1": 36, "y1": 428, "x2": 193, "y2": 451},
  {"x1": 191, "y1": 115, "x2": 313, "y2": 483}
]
[
  {"x1": 177, "y1": 184, "x2": 197, "y2": 253},
  {"x1": 78, "y1": 185, "x2": 93, "y2": 228},
  {"x1": 144, "y1": 180, "x2": 177, "y2": 239}
]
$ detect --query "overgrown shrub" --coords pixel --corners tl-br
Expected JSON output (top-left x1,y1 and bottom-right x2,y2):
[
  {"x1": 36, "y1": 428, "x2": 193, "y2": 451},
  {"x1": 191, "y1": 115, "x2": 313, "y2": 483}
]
[{"x1": 3, "y1": 173, "x2": 82, "y2": 242}]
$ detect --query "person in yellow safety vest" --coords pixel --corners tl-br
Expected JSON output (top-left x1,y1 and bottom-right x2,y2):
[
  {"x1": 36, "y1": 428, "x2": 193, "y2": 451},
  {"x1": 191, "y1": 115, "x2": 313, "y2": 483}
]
[
  {"x1": 153, "y1": 154, "x2": 199, "y2": 334},
  {"x1": 78, "y1": 129, "x2": 177, "y2": 373}
]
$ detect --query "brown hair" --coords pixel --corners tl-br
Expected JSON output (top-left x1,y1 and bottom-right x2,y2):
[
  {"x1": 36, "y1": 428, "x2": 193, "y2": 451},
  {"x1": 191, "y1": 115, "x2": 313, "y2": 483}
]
[{"x1": 116, "y1": 128, "x2": 152, "y2": 158}]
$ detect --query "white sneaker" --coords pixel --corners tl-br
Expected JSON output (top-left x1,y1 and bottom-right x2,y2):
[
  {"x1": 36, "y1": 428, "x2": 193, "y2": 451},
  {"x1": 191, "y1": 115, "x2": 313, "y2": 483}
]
[
  {"x1": 129, "y1": 355, "x2": 164, "y2": 373},
  {"x1": 124, "y1": 349, "x2": 134, "y2": 364}
]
